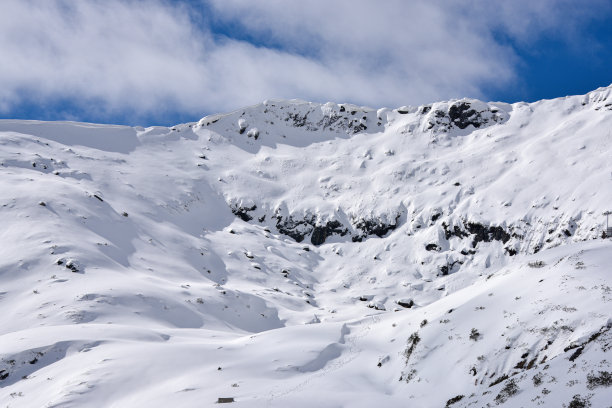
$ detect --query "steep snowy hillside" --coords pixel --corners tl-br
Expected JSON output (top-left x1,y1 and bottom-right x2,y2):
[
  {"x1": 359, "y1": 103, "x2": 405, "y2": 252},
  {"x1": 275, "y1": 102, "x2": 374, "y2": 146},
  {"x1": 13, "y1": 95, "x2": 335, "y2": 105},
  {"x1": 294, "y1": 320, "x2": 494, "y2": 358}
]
[{"x1": 0, "y1": 86, "x2": 611, "y2": 407}]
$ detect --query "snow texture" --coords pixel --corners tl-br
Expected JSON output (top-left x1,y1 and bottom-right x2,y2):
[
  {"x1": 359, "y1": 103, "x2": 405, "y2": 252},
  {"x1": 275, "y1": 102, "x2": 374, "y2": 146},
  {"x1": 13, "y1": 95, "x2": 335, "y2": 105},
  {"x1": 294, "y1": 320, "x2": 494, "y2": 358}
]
[{"x1": 0, "y1": 86, "x2": 611, "y2": 407}]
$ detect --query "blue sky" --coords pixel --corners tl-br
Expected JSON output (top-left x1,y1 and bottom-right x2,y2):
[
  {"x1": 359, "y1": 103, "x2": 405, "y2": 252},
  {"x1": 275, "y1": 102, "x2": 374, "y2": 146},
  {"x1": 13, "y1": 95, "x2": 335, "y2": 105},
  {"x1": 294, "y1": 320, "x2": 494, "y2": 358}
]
[{"x1": 1, "y1": 0, "x2": 611, "y2": 126}]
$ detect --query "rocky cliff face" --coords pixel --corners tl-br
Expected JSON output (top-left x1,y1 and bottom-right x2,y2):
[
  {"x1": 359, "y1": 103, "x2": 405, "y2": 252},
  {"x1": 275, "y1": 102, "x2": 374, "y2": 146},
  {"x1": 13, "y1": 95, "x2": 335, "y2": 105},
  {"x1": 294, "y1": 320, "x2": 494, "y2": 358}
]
[{"x1": 193, "y1": 89, "x2": 609, "y2": 283}]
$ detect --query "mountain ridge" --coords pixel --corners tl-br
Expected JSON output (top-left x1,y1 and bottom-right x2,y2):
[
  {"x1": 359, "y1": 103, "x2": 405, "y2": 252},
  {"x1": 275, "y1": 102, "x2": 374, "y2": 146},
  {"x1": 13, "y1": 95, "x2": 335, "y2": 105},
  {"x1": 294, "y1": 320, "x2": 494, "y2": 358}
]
[{"x1": 0, "y1": 87, "x2": 610, "y2": 406}]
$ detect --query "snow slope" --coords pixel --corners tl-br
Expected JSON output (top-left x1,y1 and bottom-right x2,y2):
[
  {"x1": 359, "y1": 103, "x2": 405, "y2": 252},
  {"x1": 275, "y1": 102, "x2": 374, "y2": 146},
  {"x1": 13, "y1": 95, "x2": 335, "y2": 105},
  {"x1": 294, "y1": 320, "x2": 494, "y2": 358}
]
[{"x1": 0, "y1": 86, "x2": 611, "y2": 407}]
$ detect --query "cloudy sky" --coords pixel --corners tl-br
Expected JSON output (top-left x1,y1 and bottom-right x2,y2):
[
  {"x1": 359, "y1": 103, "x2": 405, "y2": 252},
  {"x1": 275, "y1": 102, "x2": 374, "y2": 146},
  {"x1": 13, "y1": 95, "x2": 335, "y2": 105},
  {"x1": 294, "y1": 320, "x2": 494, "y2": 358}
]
[{"x1": 1, "y1": 0, "x2": 611, "y2": 126}]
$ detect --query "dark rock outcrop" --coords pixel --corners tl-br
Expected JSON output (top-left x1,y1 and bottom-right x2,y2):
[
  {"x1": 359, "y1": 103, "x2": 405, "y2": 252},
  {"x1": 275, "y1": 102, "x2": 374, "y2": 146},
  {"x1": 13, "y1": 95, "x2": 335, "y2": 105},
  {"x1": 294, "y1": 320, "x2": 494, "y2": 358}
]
[
  {"x1": 275, "y1": 215, "x2": 312, "y2": 243},
  {"x1": 231, "y1": 204, "x2": 257, "y2": 222},
  {"x1": 310, "y1": 221, "x2": 349, "y2": 246},
  {"x1": 425, "y1": 101, "x2": 507, "y2": 133},
  {"x1": 442, "y1": 220, "x2": 510, "y2": 248},
  {"x1": 442, "y1": 222, "x2": 470, "y2": 240},
  {"x1": 270, "y1": 212, "x2": 399, "y2": 245},
  {"x1": 448, "y1": 102, "x2": 481, "y2": 129},
  {"x1": 466, "y1": 222, "x2": 510, "y2": 247},
  {"x1": 425, "y1": 243, "x2": 439, "y2": 252},
  {"x1": 352, "y1": 216, "x2": 400, "y2": 242},
  {"x1": 397, "y1": 299, "x2": 414, "y2": 308}
]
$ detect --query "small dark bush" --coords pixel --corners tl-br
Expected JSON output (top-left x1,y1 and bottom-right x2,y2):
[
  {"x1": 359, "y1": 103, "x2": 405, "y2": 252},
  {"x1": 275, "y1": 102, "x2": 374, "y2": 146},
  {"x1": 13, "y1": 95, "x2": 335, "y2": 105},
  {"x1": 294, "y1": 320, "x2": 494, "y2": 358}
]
[
  {"x1": 401, "y1": 368, "x2": 417, "y2": 382},
  {"x1": 586, "y1": 371, "x2": 611, "y2": 389},
  {"x1": 567, "y1": 394, "x2": 591, "y2": 408},
  {"x1": 445, "y1": 395, "x2": 464, "y2": 407},
  {"x1": 469, "y1": 328, "x2": 481, "y2": 341},
  {"x1": 494, "y1": 378, "x2": 519, "y2": 404},
  {"x1": 403, "y1": 332, "x2": 421, "y2": 364},
  {"x1": 532, "y1": 372, "x2": 543, "y2": 386}
]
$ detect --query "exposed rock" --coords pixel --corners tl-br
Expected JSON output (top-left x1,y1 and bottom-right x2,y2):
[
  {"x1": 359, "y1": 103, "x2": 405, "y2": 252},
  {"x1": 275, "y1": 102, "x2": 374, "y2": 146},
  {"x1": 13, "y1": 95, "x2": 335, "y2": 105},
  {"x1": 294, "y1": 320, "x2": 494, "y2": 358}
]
[
  {"x1": 424, "y1": 100, "x2": 508, "y2": 133},
  {"x1": 273, "y1": 212, "x2": 396, "y2": 245},
  {"x1": 310, "y1": 220, "x2": 349, "y2": 246},
  {"x1": 238, "y1": 119, "x2": 247, "y2": 134},
  {"x1": 65, "y1": 259, "x2": 80, "y2": 273},
  {"x1": 397, "y1": 299, "x2": 414, "y2": 308},
  {"x1": 246, "y1": 128, "x2": 259, "y2": 140},
  {"x1": 316, "y1": 113, "x2": 344, "y2": 130},
  {"x1": 231, "y1": 204, "x2": 257, "y2": 222},
  {"x1": 286, "y1": 112, "x2": 309, "y2": 127},
  {"x1": 466, "y1": 222, "x2": 510, "y2": 247},
  {"x1": 352, "y1": 215, "x2": 400, "y2": 242},
  {"x1": 274, "y1": 215, "x2": 313, "y2": 243},
  {"x1": 442, "y1": 222, "x2": 470, "y2": 240},
  {"x1": 350, "y1": 123, "x2": 367, "y2": 134},
  {"x1": 443, "y1": 220, "x2": 511, "y2": 248},
  {"x1": 367, "y1": 301, "x2": 386, "y2": 310},
  {"x1": 425, "y1": 243, "x2": 439, "y2": 252},
  {"x1": 448, "y1": 102, "x2": 481, "y2": 129},
  {"x1": 439, "y1": 264, "x2": 449, "y2": 276}
]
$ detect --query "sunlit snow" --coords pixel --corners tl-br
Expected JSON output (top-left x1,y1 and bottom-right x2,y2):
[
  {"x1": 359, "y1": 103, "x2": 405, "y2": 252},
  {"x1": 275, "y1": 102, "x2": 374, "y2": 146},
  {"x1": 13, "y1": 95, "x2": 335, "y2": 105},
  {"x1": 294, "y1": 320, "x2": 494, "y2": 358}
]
[{"x1": 0, "y1": 87, "x2": 611, "y2": 407}]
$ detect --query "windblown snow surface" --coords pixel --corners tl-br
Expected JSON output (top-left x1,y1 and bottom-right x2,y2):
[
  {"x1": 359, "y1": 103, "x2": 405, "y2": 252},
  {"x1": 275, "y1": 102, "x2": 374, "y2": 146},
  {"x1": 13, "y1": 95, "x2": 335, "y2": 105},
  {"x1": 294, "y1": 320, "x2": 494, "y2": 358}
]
[{"x1": 1, "y1": 86, "x2": 611, "y2": 407}]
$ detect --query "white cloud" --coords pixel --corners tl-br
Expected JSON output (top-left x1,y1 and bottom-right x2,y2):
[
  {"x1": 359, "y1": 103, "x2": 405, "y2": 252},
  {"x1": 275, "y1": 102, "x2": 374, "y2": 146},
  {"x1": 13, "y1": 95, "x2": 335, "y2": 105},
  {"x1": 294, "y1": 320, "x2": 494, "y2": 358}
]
[
  {"x1": 0, "y1": 0, "x2": 607, "y2": 124},
  {"x1": 0, "y1": 0, "x2": 211, "y2": 119},
  {"x1": 464, "y1": 0, "x2": 611, "y2": 45},
  {"x1": 203, "y1": 0, "x2": 517, "y2": 105}
]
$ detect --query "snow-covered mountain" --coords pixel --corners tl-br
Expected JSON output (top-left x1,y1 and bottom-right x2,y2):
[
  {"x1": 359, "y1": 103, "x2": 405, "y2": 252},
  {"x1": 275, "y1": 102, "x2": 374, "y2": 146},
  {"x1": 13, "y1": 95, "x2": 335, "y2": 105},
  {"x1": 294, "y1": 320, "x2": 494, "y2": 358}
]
[{"x1": 0, "y1": 86, "x2": 611, "y2": 407}]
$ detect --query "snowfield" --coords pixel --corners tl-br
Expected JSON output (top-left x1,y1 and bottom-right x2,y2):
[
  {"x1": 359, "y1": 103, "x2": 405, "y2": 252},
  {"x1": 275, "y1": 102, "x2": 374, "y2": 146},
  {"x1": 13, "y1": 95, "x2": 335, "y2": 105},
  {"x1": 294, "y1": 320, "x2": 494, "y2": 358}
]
[{"x1": 0, "y1": 86, "x2": 611, "y2": 407}]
